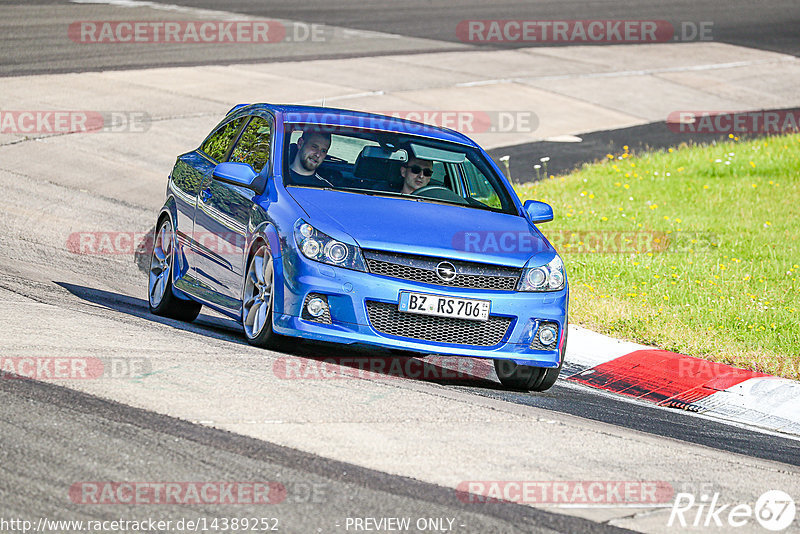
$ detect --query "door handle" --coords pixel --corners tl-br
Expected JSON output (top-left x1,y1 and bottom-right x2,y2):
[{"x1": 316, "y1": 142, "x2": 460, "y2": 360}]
[{"x1": 200, "y1": 188, "x2": 212, "y2": 201}]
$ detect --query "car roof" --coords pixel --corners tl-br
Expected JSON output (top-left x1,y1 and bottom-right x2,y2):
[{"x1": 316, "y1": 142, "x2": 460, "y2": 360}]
[{"x1": 229, "y1": 103, "x2": 477, "y2": 146}]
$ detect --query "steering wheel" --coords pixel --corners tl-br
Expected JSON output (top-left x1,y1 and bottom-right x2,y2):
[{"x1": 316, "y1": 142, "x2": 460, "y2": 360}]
[
  {"x1": 411, "y1": 185, "x2": 450, "y2": 195},
  {"x1": 411, "y1": 184, "x2": 469, "y2": 205}
]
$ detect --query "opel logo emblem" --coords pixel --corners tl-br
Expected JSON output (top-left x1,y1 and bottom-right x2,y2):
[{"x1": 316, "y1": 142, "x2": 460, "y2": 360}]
[{"x1": 436, "y1": 261, "x2": 457, "y2": 282}]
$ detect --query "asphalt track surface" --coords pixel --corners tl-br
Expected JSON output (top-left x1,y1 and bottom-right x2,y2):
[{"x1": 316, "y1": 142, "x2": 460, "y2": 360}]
[
  {"x1": 35, "y1": 280, "x2": 800, "y2": 468},
  {"x1": 0, "y1": 376, "x2": 628, "y2": 534},
  {"x1": 2, "y1": 2, "x2": 800, "y2": 533},
  {"x1": 2, "y1": 0, "x2": 799, "y2": 76}
]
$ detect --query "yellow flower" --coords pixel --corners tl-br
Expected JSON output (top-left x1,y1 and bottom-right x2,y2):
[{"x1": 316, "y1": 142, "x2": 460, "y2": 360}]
[
  {"x1": 703, "y1": 185, "x2": 710, "y2": 189},
  {"x1": 750, "y1": 161, "x2": 756, "y2": 168}
]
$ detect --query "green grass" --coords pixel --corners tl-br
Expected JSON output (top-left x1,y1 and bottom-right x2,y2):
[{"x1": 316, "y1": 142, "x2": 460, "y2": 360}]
[{"x1": 515, "y1": 134, "x2": 800, "y2": 380}]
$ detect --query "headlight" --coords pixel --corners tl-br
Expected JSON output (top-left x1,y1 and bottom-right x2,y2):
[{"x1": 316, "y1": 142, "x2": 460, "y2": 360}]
[
  {"x1": 517, "y1": 255, "x2": 566, "y2": 292},
  {"x1": 293, "y1": 220, "x2": 366, "y2": 271}
]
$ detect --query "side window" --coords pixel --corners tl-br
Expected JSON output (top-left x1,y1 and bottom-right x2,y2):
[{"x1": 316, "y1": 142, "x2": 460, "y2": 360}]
[
  {"x1": 229, "y1": 116, "x2": 272, "y2": 173},
  {"x1": 463, "y1": 159, "x2": 501, "y2": 208},
  {"x1": 201, "y1": 117, "x2": 244, "y2": 162}
]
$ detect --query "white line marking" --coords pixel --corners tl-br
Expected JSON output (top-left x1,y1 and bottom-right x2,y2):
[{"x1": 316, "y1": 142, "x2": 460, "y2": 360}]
[
  {"x1": 69, "y1": 0, "x2": 402, "y2": 39},
  {"x1": 456, "y1": 56, "x2": 799, "y2": 86}
]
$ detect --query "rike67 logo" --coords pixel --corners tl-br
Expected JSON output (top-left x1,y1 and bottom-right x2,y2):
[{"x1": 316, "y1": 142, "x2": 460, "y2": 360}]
[{"x1": 669, "y1": 490, "x2": 796, "y2": 531}]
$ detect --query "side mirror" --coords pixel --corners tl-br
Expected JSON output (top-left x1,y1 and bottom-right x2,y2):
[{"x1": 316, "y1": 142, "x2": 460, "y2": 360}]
[
  {"x1": 212, "y1": 162, "x2": 258, "y2": 189},
  {"x1": 523, "y1": 200, "x2": 554, "y2": 224}
]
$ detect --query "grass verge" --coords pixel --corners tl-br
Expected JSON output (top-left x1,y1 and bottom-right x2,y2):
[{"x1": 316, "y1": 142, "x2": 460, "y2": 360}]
[{"x1": 515, "y1": 133, "x2": 800, "y2": 380}]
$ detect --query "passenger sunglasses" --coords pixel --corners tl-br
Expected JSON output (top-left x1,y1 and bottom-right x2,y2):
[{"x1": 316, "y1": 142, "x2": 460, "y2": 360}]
[{"x1": 406, "y1": 164, "x2": 433, "y2": 177}]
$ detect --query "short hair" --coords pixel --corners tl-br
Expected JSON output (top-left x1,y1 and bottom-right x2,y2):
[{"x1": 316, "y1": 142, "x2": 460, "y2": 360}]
[
  {"x1": 404, "y1": 156, "x2": 432, "y2": 166},
  {"x1": 300, "y1": 129, "x2": 331, "y2": 144}
]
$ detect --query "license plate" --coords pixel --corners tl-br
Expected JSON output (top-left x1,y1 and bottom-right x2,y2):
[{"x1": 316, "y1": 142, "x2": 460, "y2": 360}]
[{"x1": 398, "y1": 291, "x2": 490, "y2": 322}]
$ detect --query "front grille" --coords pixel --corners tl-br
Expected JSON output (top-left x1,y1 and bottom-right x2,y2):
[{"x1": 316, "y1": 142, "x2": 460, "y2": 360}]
[
  {"x1": 364, "y1": 250, "x2": 520, "y2": 291},
  {"x1": 365, "y1": 300, "x2": 512, "y2": 347}
]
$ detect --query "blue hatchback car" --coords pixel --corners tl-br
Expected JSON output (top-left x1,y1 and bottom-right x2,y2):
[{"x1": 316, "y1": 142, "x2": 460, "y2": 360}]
[{"x1": 148, "y1": 104, "x2": 568, "y2": 391}]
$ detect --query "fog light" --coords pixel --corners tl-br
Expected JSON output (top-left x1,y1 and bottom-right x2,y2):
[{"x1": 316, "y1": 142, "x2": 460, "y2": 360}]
[
  {"x1": 538, "y1": 325, "x2": 557, "y2": 346},
  {"x1": 306, "y1": 297, "x2": 327, "y2": 317}
]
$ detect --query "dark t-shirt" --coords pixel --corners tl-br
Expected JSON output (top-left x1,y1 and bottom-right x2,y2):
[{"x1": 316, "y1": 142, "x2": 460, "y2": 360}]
[{"x1": 288, "y1": 169, "x2": 334, "y2": 187}]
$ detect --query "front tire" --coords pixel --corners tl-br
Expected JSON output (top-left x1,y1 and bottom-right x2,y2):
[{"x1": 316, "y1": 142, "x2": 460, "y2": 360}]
[
  {"x1": 148, "y1": 217, "x2": 201, "y2": 322},
  {"x1": 494, "y1": 329, "x2": 567, "y2": 392},
  {"x1": 242, "y1": 244, "x2": 287, "y2": 350}
]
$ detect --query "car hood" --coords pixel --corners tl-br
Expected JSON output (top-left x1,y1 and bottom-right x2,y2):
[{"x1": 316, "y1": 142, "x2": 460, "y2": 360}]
[{"x1": 286, "y1": 187, "x2": 555, "y2": 267}]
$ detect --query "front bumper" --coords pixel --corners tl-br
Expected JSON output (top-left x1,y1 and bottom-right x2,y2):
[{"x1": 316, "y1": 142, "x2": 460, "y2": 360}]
[{"x1": 273, "y1": 253, "x2": 568, "y2": 366}]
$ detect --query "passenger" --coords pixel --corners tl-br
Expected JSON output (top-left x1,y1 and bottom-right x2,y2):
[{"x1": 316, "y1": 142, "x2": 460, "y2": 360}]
[
  {"x1": 399, "y1": 157, "x2": 434, "y2": 194},
  {"x1": 289, "y1": 130, "x2": 333, "y2": 186}
]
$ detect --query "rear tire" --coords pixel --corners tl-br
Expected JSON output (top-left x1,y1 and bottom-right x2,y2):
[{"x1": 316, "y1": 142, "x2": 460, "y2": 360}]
[
  {"x1": 148, "y1": 217, "x2": 202, "y2": 322},
  {"x1": 494, "y1": 328, "x2": 567, "y2": 392}
]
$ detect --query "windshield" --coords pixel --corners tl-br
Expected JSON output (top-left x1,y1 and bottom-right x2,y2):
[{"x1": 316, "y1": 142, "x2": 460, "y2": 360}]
[{"x1": 282, "y1": 125, "x2": 517, "y2": 214}]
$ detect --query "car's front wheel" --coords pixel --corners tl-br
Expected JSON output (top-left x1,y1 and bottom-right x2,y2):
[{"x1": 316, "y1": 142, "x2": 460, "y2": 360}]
[
  {"x1": 494, "y1": 330, "x2": 567, "y2": 392},
  {"x1": 242, "y1": 244, "x2": 287, "y2": 349},
  {"x1": 148, "y1": 217, "x2": 202, "y2": 321}
]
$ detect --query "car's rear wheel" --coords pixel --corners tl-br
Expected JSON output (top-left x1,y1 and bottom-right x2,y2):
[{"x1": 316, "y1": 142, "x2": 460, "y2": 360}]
[
  {"x1": 242, "y1": 244, "x2": 287, "y2": 349},
  {"x1": 148, "y1": 217, "x2": 202, "y2": 321},
  {"x1": 494, "y1": 329, "x2": 567, "y2": 392}
]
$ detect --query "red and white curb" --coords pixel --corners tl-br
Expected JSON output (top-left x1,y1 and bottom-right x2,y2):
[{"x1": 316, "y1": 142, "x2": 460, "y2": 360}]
[{"x1": 563, "y1": 325, "x2": 800, "y2": 437}]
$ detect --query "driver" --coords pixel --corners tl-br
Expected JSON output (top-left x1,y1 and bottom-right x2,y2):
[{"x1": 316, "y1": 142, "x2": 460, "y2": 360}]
[
  {"x1": 399, "y1": 157, "x2": 434, "y2": 194},
  {"x1": 289, "y1": 129, "x2": 334, "y2": 187}
]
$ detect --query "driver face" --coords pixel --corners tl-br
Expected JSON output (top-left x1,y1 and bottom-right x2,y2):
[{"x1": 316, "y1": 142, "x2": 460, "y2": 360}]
[
  {"x1": 296, "y1": 133, "x2": 331, "y2": 173},
  {"x1": 400, "y1": 157, "x2": 433, "y2": 194}
]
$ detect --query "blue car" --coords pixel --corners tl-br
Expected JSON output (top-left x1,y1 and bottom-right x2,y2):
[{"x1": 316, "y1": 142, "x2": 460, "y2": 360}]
[{"x1": 148, "y1": 104, "x2": 568, "y2": 391}]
